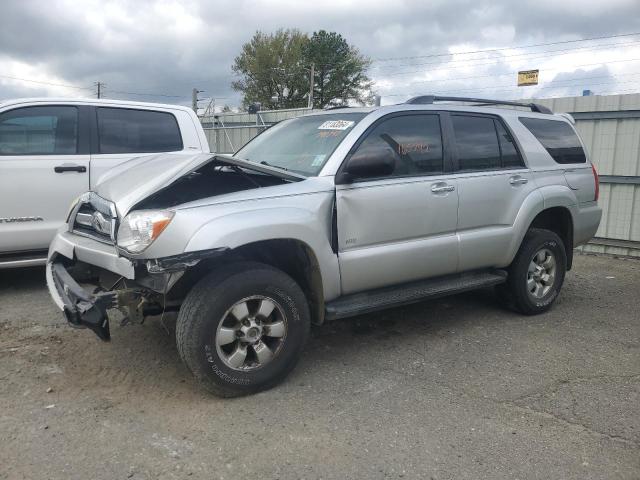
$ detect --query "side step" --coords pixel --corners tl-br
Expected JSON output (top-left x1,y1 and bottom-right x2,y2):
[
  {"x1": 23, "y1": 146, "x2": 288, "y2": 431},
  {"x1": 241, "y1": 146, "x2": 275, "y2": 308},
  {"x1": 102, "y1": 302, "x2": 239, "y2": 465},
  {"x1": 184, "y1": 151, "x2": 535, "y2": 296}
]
[{"x1": 325, "y1": 270, "x2": 507, "y2": 321}]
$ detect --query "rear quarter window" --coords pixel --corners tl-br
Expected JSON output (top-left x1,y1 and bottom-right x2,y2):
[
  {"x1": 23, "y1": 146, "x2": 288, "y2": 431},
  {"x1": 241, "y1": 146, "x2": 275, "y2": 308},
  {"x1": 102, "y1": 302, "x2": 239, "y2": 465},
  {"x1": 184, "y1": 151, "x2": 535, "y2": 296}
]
[
  {"x1": 97, "y1": 107, "x2": 183, "y2": 154},
  {"x1": 519, "y1": 117, "x2": 586, "y2": 164}
]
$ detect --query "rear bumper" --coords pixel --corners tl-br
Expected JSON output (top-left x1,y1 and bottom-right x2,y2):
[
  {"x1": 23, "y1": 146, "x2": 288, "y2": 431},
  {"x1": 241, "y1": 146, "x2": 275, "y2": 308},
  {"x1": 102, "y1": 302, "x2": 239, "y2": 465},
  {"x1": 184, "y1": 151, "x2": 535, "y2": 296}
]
[
  {"x1": 574, "y1": 202, "x2": 602, "y2": 246},
  {"x1": 47, "y1": 259, "x2": 117, "y2": 341}
]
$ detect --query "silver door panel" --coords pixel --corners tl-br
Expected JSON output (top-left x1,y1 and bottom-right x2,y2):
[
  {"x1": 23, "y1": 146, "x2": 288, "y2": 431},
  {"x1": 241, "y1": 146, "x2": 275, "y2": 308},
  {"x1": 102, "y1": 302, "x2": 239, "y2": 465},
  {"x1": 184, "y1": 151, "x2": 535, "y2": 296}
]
[
  {"x1": 338, "y1": 233, "x2": 459, "y2": 294},
  {"x1": 337, "y1": 176, "x2": 459, "y2": 294},
  {"x1": 456, "y1": 170, "x2": 536, "y2": 271}
]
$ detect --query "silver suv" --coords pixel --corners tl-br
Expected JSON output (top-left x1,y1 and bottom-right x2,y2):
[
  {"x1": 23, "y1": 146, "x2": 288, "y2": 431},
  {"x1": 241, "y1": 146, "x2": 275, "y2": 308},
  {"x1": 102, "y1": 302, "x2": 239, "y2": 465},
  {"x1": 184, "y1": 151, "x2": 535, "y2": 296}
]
[{"x1": 46, "y1": 96, "x2": 602, "y2": 397}]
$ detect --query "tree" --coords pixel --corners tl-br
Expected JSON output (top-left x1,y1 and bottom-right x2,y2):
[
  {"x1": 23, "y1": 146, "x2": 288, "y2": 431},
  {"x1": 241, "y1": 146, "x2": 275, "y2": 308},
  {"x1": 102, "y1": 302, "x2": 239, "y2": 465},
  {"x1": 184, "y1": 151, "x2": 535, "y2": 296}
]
[
  {"x1": 304, "y1": 30, "x2": 372, "y2": 108},
  {"x1": 232, "y1": 29, "x2": 309, "y2": 109},
  {"x1": 232, "y1": 29, "x2": 373, "y2": 110}
]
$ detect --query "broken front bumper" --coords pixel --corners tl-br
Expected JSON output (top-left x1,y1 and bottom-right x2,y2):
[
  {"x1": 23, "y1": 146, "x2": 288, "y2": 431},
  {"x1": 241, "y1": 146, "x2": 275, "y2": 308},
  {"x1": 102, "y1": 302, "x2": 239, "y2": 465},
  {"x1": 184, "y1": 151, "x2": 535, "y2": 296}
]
[{"x1": 47, "y1": 259, "x2": 117, "y2": 341}]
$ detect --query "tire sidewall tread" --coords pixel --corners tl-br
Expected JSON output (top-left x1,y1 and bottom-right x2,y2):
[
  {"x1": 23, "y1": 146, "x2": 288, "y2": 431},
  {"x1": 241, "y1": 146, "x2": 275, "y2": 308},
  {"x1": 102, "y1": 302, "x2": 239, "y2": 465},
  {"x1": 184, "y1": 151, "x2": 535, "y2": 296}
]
[
  {"x1": 176, "y1": 261, "x2": 310, "y2": 397},
  {"x1": 504, "y1": 228, "x2": 567, "y2": 315}
]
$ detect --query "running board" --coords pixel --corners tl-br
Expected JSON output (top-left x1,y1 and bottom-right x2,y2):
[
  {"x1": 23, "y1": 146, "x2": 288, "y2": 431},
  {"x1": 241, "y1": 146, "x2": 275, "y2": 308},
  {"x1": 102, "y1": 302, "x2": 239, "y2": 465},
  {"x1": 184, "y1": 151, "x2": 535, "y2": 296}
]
[{"x1": 325, "y1": 270, "x2": 507, "y2": 321}]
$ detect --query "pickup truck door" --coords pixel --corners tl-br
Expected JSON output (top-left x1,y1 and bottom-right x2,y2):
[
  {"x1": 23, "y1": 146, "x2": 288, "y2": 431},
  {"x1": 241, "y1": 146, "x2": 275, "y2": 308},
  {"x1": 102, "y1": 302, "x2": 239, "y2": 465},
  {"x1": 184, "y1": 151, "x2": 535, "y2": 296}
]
[
  {"x1": 0, "y1": 105, "x2": 90, "y2": 253},
  {"x1": 335, "y1": 112, "x2": 459, "y2": 295},
  {"x1": 88, "y1": 107, "x2": 188, "y2": 188},
  {"x1": 447, "y1": 113, "x2": 536, "y2": 271}
]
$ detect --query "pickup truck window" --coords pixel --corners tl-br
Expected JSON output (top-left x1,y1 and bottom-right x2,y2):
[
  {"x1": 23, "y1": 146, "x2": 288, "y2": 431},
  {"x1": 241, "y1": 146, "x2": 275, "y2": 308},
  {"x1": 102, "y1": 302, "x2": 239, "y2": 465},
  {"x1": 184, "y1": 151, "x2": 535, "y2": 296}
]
[
  {"x1": 519, "y1": 117, "x2": 586, "y2": 164},
  {"x1": 97, "y1": 107, "x2": 183, "y2": 154},
  {"x1": 0, "y1": 106, "x2": 78, "y2": 155},
  {"x1": 350, "y1": 114, "x2": 444, "y2": 177},
  {"x1": 235, "y1": 113, "x2": 367, "y2": 176}
]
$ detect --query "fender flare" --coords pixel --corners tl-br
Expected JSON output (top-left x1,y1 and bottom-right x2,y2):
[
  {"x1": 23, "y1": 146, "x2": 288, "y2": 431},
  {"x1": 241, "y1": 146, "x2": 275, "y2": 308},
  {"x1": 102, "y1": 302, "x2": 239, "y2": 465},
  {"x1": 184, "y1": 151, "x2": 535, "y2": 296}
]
[
  {"x1": 184, "y1": 207, "x2": 341, "y2": 301},
  {"x1": 502, "y1": 186, "x2": 577, "y2": 265}
]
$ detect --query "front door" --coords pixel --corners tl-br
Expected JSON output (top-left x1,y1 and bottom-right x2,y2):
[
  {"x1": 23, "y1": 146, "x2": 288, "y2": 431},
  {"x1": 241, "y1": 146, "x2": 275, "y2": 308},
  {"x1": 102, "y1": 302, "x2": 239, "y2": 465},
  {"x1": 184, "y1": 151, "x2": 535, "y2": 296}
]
[
  {"x1": 0, "y1": 105, "x2": 90, "y2": 253},
  {"x1": 336, "y1": 112, "x2": 459, "y2": 295}
]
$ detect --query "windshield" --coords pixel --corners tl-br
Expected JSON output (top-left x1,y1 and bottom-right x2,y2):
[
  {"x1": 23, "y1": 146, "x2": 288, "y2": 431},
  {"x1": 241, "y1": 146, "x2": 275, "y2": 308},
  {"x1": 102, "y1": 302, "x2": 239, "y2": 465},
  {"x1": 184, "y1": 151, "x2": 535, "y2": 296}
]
[{"x1": 234, "y1": 112, "x2": 367, "y2": 176}]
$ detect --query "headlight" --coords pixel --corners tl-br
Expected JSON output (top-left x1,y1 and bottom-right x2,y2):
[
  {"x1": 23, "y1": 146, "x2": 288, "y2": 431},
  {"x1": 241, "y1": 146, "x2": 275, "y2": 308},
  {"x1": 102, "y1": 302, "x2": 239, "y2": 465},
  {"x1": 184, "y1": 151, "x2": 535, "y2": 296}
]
[{"x1": 117, "y1": 210, "x2": 175, "y2": 254}]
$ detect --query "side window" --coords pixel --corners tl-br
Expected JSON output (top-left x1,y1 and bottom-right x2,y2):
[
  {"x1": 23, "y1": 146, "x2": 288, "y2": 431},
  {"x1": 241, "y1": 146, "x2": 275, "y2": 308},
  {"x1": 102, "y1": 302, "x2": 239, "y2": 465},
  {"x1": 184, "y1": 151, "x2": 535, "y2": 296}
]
[
  {"x1": 97, "y1": 108, "x2": 183, "y2": 154},
  {"x1": 351, "y1": 114, "x2": 443, "y2": 177},
  {"x1": 0, "y1": 106, "x2": 78, "y2": 155},
  {"x1": 519, "y1": 117, "x2": 586, "y2": 164},
  {"x1": 495, "y1": 120, "x2": 524, "y2": 168},
  {"x1": 451, "y1": 115, "x2": 500, "y2": 171}
]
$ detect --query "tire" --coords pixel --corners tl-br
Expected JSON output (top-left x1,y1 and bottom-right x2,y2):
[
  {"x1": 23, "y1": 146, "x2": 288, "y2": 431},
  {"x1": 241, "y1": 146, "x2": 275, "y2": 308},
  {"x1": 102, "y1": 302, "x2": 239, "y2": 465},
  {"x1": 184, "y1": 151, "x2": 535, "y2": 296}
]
[
  {"x1": 497, "y1": 228, "x2": 567, "y2": 315},
  {"x1": 176, "y1": 261, "x2": 310, "y2": 397}
]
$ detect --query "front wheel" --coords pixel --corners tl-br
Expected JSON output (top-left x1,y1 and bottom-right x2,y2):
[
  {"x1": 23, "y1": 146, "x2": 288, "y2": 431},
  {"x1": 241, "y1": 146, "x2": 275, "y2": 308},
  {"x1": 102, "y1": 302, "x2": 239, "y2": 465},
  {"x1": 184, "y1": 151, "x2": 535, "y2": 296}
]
[
  {"x1": 497, "y1": 228, "x2": 567, "y2": 315},
  {"x1": 176, "y1": 262, "x2": 310, "y2": 397}
]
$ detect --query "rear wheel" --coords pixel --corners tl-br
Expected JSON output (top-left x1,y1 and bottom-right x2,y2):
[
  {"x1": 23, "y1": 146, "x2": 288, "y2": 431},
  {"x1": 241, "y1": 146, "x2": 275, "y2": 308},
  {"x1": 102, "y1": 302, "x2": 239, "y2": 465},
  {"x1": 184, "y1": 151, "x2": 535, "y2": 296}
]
[
  {"x1": 497, "y1": 228, "x2": 567, "y2": 315},
  {"x1": 176, "y1": 262, "x2": 310, "y2": 397}
]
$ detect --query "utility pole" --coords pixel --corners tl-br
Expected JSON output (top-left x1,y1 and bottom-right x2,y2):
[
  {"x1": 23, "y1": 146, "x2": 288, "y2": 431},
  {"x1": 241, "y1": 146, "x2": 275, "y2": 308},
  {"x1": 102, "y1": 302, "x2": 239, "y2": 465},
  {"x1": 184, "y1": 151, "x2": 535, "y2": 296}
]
[
  {"x1": 94, "y1": 81, "x2": 103, "y2": 99},
  {"x1": 192, "y1": 88, "x2": 203, "y2": 113},
  {"x1": 307, "y1": 63, "x2": 314, "y2": 109}
]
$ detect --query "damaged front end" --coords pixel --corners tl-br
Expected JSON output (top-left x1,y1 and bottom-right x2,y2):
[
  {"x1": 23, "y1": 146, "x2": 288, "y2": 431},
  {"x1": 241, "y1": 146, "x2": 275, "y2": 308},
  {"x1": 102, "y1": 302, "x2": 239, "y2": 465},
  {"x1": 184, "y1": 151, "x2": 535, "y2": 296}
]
[
  {"x1": 48, "y1": 153, "x2": 303, "y2": 341},
  {"x1": 47, "y1": 248, "x2": 228, "y2": 341}
]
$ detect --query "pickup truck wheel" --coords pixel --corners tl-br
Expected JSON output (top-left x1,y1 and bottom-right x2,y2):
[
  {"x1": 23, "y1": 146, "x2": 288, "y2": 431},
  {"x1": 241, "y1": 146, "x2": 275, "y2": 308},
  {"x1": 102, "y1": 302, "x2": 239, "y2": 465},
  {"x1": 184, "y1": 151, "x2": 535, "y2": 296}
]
[
  {"x1": 176, "y1": 261, "x2": 310, "y2": 397},
  {"x1": 498, "y1": 228, "x2": 567, "y2": 315}
]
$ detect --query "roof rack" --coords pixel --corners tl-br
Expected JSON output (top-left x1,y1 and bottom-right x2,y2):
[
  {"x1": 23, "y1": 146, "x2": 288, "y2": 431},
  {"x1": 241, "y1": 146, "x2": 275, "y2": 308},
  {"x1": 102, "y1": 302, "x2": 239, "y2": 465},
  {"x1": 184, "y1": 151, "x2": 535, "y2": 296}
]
[{"x1": 404, "y1": 95, "x2": 553, "y2": 114}]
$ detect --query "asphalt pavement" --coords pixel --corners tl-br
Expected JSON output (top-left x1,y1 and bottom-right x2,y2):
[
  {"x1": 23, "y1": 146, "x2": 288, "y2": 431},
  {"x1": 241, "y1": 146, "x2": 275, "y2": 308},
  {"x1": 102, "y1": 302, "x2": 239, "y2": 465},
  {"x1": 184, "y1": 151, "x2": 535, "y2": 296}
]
[{"x1": 0, "y1": 253, "x2": 638, "y2": 479}]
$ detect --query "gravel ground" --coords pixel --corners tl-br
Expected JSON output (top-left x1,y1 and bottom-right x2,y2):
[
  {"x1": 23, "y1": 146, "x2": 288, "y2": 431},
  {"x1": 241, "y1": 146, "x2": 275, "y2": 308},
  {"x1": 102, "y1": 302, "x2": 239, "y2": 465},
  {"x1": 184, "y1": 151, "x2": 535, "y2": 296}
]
[{"x1": 0, "y1": 254, "x2": 638, "y2": 480}]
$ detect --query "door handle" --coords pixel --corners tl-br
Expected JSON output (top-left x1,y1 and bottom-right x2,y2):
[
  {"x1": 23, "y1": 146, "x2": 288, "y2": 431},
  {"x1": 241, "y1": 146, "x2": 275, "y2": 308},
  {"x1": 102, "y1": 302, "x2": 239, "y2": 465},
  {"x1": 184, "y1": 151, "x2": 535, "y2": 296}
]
[
  {"x1": 54, "y1": 165, "x2": 86, "y2": 173},
  {"x1": 431, "y1": 183, "x2": 455, "y2": 193},
  {"x1": 509, "y1": 176, "x2": 528, "y2": 186}
]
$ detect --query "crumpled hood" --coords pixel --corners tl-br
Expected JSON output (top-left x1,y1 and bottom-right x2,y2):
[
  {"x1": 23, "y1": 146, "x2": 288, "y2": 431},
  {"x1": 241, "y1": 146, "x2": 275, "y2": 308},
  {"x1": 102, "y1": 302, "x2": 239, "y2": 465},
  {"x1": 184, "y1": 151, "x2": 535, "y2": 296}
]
[{"x1": 95, "y1": 152, "x2": 215, "y2": 215}]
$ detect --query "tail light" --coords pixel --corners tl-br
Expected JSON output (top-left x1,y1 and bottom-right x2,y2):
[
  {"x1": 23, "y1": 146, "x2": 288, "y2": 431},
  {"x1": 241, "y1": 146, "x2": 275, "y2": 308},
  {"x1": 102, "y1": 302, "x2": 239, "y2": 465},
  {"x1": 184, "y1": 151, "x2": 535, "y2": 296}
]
[{"x1": 591, "y1": 163, "x2": 599, "y2": 201}]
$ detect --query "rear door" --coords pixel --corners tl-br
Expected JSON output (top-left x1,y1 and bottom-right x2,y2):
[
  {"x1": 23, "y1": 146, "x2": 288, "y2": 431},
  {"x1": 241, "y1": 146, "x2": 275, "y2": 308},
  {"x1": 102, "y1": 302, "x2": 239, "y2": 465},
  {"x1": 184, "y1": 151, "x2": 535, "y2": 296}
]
[
  {"x1": 336, "y1": 112, "x2": 459, "y2": 295},
  {"x1": 448, "y1": 113, "x2": 536, "y2": 271},
  {"x1": 0, "y1": 105, "x2": 90, "y2": 253},
  {"x1": 89, "y1": 107, "x2": 185, "y2": 188}
]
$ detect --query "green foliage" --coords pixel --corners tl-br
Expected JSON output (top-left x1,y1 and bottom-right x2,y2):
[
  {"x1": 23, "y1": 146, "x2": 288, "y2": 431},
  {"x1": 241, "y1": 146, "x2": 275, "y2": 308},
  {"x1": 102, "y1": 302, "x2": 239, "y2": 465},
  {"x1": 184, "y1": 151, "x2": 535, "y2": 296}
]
[
  {"x1": 304, "y1": 30, "x2": 372, "y2": 108},
  {"x1": 232, "y1": 29, "x2": 309, "y2": 109},
  {"x1": 232, "y1": 29, "x2": 372, "y2": 109}
]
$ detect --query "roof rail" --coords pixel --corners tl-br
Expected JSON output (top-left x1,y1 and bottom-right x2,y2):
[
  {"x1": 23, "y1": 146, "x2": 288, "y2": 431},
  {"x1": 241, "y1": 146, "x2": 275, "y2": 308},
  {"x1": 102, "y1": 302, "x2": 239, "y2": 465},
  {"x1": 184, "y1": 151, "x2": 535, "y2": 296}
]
[{"x1": 404, "y1": 95, "x2": 553, "y2": 114}]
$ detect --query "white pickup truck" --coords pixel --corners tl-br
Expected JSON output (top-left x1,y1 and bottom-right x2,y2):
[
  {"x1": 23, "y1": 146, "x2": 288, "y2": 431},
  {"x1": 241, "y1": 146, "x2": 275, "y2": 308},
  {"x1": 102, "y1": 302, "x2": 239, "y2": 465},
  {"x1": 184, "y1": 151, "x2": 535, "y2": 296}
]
[{"x1": 0, "y1": 98, "x2": 210, "y2": 268}]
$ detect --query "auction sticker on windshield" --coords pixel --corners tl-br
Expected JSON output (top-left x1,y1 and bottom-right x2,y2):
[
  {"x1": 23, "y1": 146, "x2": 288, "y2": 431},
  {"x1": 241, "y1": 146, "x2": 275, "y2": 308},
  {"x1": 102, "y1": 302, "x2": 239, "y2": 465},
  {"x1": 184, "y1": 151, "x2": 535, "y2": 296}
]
[{"x1": 318, "y1": 120, "x2": 355, "y2": 130}]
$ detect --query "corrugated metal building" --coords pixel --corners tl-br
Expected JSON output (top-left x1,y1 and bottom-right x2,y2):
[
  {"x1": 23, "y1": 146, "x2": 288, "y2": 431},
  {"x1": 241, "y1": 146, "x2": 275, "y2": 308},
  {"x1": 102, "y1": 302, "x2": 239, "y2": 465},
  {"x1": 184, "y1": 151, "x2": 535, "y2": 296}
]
[
  {"x1": 201, "y1": 94, "x2": 640, "y2": 257},
  {"x1": 523, "y1": 94, "x2": 640, "y2": 257}
]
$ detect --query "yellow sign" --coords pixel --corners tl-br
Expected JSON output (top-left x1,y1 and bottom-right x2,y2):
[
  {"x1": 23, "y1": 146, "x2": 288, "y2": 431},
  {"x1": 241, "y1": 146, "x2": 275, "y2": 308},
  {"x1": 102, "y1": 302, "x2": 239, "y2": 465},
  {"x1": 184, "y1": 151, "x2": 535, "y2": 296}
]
[{"x1": 518, "y1": 69, "x2": 539, "y2": 86}]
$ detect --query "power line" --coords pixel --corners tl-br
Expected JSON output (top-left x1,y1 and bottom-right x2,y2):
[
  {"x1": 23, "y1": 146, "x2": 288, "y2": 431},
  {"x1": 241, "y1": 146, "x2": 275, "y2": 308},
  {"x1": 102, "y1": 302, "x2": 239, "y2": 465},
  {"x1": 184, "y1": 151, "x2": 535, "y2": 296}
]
[
  {"x1": 373, "y1": 31, "x2": 640, "y2": 62},
  {"x1": 376, "y1": 61, "x2": 640, "y2": 89},
  {"x1": 0, "y1": 73, "x2": 186, "y2": 99},
  {"x1": 0, "y1": 74, "x2": 92, "y2": 90},
  {"x1": 372, "y1": 39, "x2": 640, "y2": 72},
  {"x1": 380, "y1": 53, "x2": 640, "y2": 79},
  {"x1": 384, "y1": 77, "x2": 640, "y2": 98},
  {"x1": 105, "y1": 88, "x2": 185, "y2": 98}
]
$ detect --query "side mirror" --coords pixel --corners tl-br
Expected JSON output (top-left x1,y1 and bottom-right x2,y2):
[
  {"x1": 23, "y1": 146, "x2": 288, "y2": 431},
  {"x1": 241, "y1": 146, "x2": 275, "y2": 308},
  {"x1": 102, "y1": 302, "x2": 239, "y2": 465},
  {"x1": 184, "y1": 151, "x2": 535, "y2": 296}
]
[{"x1": 338, "y1": 149, "x2": 395, "y2": 183}]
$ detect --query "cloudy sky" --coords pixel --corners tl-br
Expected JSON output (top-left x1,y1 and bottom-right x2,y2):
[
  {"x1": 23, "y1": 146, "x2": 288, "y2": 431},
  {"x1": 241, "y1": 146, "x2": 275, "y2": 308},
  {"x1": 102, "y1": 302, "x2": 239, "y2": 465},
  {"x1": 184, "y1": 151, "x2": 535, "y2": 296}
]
[{"x1": 2, "y1": 0, "x2": 640, "y2": 109}]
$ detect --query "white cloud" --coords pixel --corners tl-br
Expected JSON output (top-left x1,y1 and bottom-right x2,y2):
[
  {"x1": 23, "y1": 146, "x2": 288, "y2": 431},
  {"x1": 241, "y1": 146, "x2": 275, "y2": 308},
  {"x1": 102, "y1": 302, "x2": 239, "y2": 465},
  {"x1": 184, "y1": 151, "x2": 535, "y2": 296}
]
[{"x1": 1, "y1": 0, "x2": 639, "y2": 106}]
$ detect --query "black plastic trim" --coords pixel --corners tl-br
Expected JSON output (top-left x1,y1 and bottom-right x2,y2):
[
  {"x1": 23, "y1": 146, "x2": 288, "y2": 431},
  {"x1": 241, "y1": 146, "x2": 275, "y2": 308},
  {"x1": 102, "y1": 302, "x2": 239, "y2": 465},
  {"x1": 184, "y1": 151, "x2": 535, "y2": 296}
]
[
  {"x1": 404, "y1": 95, "x2": 553, "y2": 114},
  {"x1": 51, "y1": 260, "x2": 116, "y2": 341},
  {"x1": 325, "y1": 269, "x2": 507, "y2": 320}
]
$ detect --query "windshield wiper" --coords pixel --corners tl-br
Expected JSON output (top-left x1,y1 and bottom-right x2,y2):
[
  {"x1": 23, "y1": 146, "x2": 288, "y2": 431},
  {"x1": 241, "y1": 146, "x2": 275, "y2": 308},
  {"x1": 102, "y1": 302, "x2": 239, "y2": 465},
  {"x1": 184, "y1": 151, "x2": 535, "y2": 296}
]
[{"x1": 259, "y1": 160, "x2": 289, "y2": 171}]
